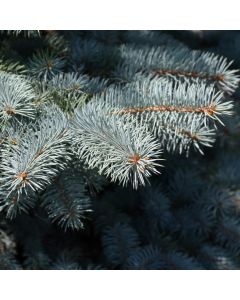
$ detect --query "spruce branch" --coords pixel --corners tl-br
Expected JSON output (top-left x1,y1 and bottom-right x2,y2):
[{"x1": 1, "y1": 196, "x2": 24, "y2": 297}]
[
  {"x1": 126, "y1": 245, "x2": 203, "y2": 270},
  {"x1": 71, "y1": 101, "x2": 163, "y2": 189},
  {"x1": 70, "y1": 38, "x2": 119, "y2": 75},
  {"x1": 44, "y1": 32, "x2": 68, "y2": 56},
  {"x1": 0, "y1": 189, "x2": 37, "y2": 219},
  {"x1": 212, "y1": 154, "x2": 240, "y2": 189},
  {"x1": 116, "y1": 45, "x2": 240, "y2": 93},
  {"x1": 125, "y1": 245, "x2": 163, "y2": 269},
  {"x1": 47, "y1": 72, "x2": 89, "y2": 113},
  {"x1": 197, "y1": 245, "x2": 240, "y2": 270},
  {"x1": 0, "y1": 72, "x2": 36, "y2": 124},
  {"x1": 155, "y1": 114, "x2": 216, "y2": 155},
  {"x1": 0, "y1": 57, "x2": 26, "y2": 75},
  {"x1": 1, "y1": 30, "x2": 41, "y2": 38},
  {"x1": 42, "y1": 170, "x2": 92, "y2": 231},
  {"x1": 102, "y1": 223, "x2": 140, "y2": 266},
  {"x1": 28, "y1": 50, "x2": 66, "y2": 80},
  {"x1": 215, "y1": 217, "x2": 240, "y2": 255},
  {"x1": 0, "y1": 106, "x2": 71, "y2": 201},
  {"x1": 0, "y1": 252, "x2": 21, "y2": 269},
  {"x1": 122, "y1": 31, "x2": 187, "y2": 48},
  {"x1": 98, "y1": 78, "x2": 222, "y2": 155},
  {"x1": 109, "y1": 78, "x2": 234, "y2": 125},
  {"x1": 48, "y1": 72, "x2": 89, "y2": 93}
]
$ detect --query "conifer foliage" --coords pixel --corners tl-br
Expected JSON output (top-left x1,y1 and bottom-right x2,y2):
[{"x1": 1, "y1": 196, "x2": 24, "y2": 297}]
[{"x1": 0, "y1": 30, "x2": 240, "y2": 269}]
